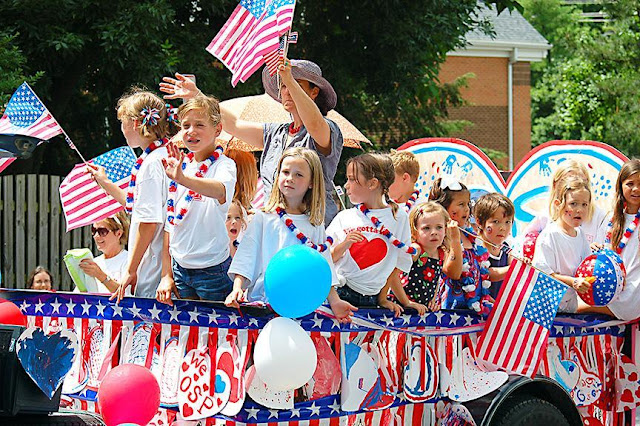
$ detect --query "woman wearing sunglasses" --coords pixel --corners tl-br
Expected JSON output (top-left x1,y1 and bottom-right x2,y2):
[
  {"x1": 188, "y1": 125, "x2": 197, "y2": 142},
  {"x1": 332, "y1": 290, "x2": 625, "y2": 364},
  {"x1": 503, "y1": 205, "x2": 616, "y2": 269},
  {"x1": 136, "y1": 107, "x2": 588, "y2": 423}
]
[{"x1": 79, "y1": 211, "x2": 130, "y2": 294}]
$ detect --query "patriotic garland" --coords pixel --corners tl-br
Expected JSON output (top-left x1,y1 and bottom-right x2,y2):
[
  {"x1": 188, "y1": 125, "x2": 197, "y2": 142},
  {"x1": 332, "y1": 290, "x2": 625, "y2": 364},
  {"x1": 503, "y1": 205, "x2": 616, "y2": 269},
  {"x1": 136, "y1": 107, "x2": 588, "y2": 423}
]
[
  {"x1": 125, "y1": 138, "x2": 168, "y2": 213},
  {"x1": 167, "y1": 146, "x2": 224, "y2": 226},
  {"x1": 605, "y1": 210, "x2": 640, "y2": 254},
  {"x1": 400, "y1": 189, "x2": 420, "y2": 213},
  {"x1": 357, "y1": 204, "x2": 417, "y2": 255},
  {"x1": 275, "y1": 207, "x2": 333, "y2": 252}
]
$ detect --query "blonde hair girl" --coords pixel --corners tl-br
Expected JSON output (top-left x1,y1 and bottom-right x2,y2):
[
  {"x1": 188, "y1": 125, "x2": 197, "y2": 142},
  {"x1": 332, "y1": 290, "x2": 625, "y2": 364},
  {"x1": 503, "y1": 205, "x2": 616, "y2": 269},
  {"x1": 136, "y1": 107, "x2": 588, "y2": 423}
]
[
  {"x1": 532, "y1": 175, "x2": 594, "y2": 313},
  {"x1": 226, "y1": 147, "x2": 336, "y2": 306},
  {"x1": 89, "y1": 88, "x2": 171, "y2": 302},
  {"x1": 264, "y1": 147, "x2": 326, "y2": 226}
]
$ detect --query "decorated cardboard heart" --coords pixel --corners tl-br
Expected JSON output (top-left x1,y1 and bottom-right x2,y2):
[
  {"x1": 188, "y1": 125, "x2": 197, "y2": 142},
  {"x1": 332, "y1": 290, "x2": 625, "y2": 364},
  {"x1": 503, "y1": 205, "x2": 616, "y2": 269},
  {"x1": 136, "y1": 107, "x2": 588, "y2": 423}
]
[
  {"x1": 16, "y1": 327, "x2": 78, "y2": 398},
  {"x1": 305, "y1": 334, "x2": 341, "y2": 400},
  {"x1": 569, "y1": 346, "x2": 602, "y2": 407},
  {"x1": 123, "y1": 322, "x2": 154, "y2": 366},
  {"x1": 399, "y1": 138, "x2": 627, "y2": 238},
  {"x1": 178, "y1": 347, "x2": 230, "y2": 419},
  {"x1": 214, "y1": 340, "x2": 236, "y2": 415},
  {"x1": 349, "y1": 237, "x2": 388, "y2": 270},
  {"x1": 403, "y1": 336, "x2": 439, "y2": 402},
  {"x1": 448, "y1": 347, "x2": 508, "y2": 402},
  {"x1": 615, "y1": 352, "x2": 640, "y2": 412},
  {"x1": 548, "y1": 345, "x2": 580, "y2": 393},
  {"x1": 340, "y1": 341, "x2": 378, "y2": 411},
  {"x1": 157, "y1": 335, "x2": 182, "y2": 408},
  {"x1": 435, "y1": 400, "x2": 477, "y2": 426},
  {"x1": 245, "y1": 364, "x2": 294, "y2": 409},
  {"x1": 220, "y1": 332, "x2": 250, "y2": 416}
]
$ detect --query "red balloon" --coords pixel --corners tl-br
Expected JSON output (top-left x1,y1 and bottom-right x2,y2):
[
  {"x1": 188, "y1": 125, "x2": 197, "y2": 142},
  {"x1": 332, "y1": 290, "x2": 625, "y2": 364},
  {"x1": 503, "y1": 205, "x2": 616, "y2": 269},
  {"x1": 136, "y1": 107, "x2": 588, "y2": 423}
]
[
  {"x1": 98, "y1": 364, "x2": 160, "y2": 426},
  {"x1": 0, "y1": 300, "x2": 26, "y2": 326}
]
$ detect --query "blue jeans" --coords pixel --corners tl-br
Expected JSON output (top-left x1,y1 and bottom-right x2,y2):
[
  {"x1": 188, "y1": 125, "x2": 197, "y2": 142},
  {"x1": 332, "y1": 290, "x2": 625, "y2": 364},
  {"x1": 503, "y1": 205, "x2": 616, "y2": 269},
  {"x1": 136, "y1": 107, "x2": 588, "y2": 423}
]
[
  {"x1": 336, "y1": 285, "x2": 378, "y2": 307},
  {"x1": 173, "y1": 257, "x2": 233, "y2": 302}
]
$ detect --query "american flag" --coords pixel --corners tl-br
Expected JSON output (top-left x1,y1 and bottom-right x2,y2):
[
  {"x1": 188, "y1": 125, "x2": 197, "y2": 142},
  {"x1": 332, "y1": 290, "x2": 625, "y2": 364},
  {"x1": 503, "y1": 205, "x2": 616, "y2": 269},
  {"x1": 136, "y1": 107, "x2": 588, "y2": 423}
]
[
  {"x1": 476, "y1": 259, "x2": 567, "y2": 377},
  {"x1": 0, "y1": 158, "x2": 16, "y2": 174},
  {"x1": 59, "y1": 147, "x2": 136, "y2": 231},
  {"x1": 0, "y1": 82, "x2": 64, "y2": 142},
  {"x1": 206, "y1": 0, "x2": 296, "y2": 86},
  {"x1": 251, "y1": 176, "x2": 265, "y2": 208},
  {"x1": 264, "y1": 36, "x2": 286, "y2": 76}
]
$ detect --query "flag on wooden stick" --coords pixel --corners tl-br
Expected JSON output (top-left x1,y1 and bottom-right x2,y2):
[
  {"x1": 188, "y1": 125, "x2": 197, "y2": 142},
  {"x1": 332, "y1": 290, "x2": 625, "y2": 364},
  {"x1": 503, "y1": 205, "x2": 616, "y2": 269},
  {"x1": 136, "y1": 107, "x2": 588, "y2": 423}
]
[
  {"x1": 60, "y1": 147, "x2": 136, "y2": 231},
  {"x1": 206, "y1": 0, "x2": 296, "y2": 86}
]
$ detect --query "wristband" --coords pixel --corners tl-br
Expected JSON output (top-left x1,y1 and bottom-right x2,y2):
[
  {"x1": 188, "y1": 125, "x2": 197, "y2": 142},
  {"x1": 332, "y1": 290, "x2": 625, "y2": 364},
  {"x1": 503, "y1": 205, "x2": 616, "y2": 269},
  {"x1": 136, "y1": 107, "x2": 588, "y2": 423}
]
[{"x1": 101, "y1": 275, "x2": 112, "y2": 285}]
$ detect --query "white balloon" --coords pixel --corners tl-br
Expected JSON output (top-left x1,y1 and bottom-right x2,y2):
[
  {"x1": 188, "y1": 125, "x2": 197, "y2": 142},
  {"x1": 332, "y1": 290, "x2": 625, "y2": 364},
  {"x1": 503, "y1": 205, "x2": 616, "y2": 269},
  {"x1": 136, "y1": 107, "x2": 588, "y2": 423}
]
[{"x1": 254, "y1": 317, "x2": 317, "y2": 391}]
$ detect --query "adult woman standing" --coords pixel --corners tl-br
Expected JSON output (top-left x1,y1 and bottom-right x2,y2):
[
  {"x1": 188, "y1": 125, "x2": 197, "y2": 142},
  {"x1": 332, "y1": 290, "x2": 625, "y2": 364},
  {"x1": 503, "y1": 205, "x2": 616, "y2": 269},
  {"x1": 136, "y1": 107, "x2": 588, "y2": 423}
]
[
  {"x1": 161, "y1": 59, "x2": 344, "y2": 223},
  {"x1": 79, "y1": 211, "x2": 130, "y2": 294}
]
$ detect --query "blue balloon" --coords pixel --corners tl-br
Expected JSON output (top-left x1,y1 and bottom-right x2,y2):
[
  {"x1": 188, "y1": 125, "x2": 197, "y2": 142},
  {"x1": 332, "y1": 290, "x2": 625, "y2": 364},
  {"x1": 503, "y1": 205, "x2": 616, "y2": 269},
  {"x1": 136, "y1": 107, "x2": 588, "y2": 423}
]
[{"x1": 264, "y1": 245, "x2": 332, "y2": 318}]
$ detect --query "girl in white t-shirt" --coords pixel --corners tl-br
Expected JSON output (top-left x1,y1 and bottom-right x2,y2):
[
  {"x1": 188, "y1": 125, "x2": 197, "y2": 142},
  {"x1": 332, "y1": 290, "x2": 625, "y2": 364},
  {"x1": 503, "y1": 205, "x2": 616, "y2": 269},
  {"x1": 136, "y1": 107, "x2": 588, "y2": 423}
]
[
  {"x1": 532, "y1": 176, "x2": 593, "y2": 313},
  {"x1": 579, "y1": 159, "x2": 640, "y2": 320},
  {"x1": 155, "y1": 95, "x2": 237, "y2": 304},
  {"x1": 89, "y1": 89, "x2": 171, "y2": 302},
  {"x1": 225, "y1": 148, "x2": 345, "y2": 314},
  {"x1": 327, "y1": 153, "x2": 427, "y2": 319}
]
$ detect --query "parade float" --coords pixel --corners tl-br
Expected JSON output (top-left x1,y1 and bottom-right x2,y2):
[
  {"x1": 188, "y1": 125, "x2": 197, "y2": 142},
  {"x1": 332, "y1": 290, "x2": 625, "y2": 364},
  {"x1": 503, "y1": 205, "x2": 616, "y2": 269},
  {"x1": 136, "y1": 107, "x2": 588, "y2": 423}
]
[{"x1": 0, "y1": 139, "x2": 638, "y2": 426}]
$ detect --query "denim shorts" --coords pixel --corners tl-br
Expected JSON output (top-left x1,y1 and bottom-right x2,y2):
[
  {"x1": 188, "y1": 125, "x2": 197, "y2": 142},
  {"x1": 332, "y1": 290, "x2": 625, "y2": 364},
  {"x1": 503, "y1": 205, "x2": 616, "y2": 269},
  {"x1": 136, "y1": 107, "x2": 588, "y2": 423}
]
[
  {"x1": 173, "y1": 257, "x2": 233, "y2": 302},
  {"x1": 336, "y1": 284, "x2": 378, "y2": 307}
]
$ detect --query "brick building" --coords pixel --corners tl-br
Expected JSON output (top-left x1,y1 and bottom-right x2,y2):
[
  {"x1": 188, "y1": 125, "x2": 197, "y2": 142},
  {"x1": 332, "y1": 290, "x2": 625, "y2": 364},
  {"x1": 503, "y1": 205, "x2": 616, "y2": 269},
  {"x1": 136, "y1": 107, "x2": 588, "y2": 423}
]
[{"x1": 439, "y1": 5, "x2": 550, "y2": 169}]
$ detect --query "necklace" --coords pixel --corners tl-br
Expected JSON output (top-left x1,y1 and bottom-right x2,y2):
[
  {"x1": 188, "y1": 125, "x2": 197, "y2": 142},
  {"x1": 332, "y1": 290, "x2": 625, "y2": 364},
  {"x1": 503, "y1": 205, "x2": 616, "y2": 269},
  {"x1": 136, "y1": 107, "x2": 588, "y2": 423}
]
[
  {"x1": 275, "y1": 207, "x2": 333, "y2": 252},
  {"x1": 447, "y1": 227, "x2": 491, "y2": 314},
  {"x1": 167, "y1": 146, "x2": 224, "y2": 226},
  {"x1": 605, "y1": 210, "x2": 640, "y2": 254},
  {"x1": 125, "y1": 138, "x2": 167, "y2": 213},
  {"x1": 400, "y1": 189, "x2": 420, "y2": 212},
  {"x1": 288, "y1": 122, "x2": 302, "y2": 135},
  {"x1": 357, "y1": 204, "x2": 417, "y2": 255}
]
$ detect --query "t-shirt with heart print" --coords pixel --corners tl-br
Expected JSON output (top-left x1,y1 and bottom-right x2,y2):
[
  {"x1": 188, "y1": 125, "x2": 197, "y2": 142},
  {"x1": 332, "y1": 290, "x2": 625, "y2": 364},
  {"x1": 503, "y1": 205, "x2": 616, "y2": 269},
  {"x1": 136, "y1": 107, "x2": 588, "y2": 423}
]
[{"x1": 327, "y1": 207, "x2": 412, "y2": 296}]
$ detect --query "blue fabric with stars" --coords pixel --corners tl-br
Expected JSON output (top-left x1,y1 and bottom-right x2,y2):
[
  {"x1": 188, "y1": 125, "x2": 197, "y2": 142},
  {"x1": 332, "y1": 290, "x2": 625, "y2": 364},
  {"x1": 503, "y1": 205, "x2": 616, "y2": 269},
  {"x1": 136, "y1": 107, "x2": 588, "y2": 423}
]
[
  {"x1": 92, "y1": 146, "x2": 137, "y2": 183},
  {"x1": 522, "y1": 273, "x2": 566, "y2": 330},
  {"x1": 241, "y1": 0, "x2": 295, "y2": 18},
  {"x1": 2, "y1": 83, "x2": 47, "y2": 128}
]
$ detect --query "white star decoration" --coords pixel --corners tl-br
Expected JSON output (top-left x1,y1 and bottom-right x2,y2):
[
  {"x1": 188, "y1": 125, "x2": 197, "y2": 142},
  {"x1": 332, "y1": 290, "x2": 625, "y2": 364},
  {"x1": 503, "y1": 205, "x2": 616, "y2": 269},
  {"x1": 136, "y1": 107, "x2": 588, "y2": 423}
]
[
  {"x1": 96, "y1": 301, "x2": 106, "y2": 317},
  {"x1": 81, "y1": 301, "x2": 91, "y2": 315},
  {"x1": 34, "y1": 299, "x2": 44, "y2": 314},
  {"x1": 208, "y1": 310, "x2": 220, "y2": 324},
  {"x1": 50, "y1": 298, "x2": 61, "y2": 314},
  {"x1": 148, "y1": 304, "x2": 161, "y2": 320},
  {"x1": 129, "y1": 302, "x2": 141, "y2": 318},
  {"x1": 188, "y1": 307, "x2": 200, "y2": 323},
  {"x1": 246, "y1": 407, "x2": 260, "y2": 419}
]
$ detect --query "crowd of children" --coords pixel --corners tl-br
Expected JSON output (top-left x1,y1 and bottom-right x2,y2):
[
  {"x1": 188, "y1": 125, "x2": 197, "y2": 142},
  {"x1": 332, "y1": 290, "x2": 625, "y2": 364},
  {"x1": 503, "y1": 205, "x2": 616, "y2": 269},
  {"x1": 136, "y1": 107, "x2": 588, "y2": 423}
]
[{"x1": 79, "y1": 61, "x2": 640, "y2": 324}]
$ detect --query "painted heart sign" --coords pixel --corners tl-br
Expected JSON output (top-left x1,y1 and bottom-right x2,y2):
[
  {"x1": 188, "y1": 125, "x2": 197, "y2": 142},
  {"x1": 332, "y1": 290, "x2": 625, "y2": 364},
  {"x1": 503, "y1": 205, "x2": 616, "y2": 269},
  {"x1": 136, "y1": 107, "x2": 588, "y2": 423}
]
[
  {"x1": 569, "y1": 346, "x2": 602, "y2": 407},
  {"x1": 16, "y1": 327, "x2": 79, "y2": 399},
  {"x1": 178, "y1": 347, "x2": 230, "y2": 420},
  {"x1": 403, "y1": 336, "x2": 439, "y2": 402},
  {"x1": 399, "y1": 138, "x2": 627, "y2": 238}
]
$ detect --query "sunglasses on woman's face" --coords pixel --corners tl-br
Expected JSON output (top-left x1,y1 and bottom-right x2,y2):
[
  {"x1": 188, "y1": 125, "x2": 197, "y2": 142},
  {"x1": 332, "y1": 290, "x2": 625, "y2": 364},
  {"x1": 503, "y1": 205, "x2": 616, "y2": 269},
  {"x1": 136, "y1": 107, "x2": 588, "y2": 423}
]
[{"x1": 91, "y1": 227, "x2": 111, "y2": 237}]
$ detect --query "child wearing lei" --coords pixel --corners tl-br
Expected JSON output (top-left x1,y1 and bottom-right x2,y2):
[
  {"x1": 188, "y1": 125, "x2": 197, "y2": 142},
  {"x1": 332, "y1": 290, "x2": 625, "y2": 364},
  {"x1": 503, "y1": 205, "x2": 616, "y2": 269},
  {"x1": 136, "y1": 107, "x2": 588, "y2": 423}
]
[
  {"x1": 155, "y1": 95, "x2": 237, "y2": 304},
  {"x1": 429, "y1": 176, "x2": 491, "y2": 313},
  {"x1": 579, "y1": 159, "x2": 640, "y2": 320},
  {"x1": 326, "y1": 153, "x2": 427, "y2": 319},
  {"x1": 89, "y1": 88, "x2": 171, "y2": 302},
  {"x1": 389, "y1": 149, "x2": 422, "y2": 213},
  {"x1": 225, "y1": 148, "x2": 345, "y2": 314}
]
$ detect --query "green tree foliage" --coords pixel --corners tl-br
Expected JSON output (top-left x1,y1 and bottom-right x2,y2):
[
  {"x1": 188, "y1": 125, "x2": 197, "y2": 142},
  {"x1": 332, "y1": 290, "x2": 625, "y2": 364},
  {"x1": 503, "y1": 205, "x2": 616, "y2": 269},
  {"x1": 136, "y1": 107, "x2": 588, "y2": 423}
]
[
  {"x1": 1, "y1": 0, "x2": 520, "y2": 174},
  {"x1": 523, "y1": 0, "x2": 640, "y2": 156}
]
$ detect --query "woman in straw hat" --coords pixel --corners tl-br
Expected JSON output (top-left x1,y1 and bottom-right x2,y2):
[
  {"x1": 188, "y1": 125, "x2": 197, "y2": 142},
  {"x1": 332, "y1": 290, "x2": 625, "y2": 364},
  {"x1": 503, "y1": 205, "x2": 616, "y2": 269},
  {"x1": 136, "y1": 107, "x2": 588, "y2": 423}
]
[{"x1": 160, "y1": 59, "x2": 344, "y2": 223}]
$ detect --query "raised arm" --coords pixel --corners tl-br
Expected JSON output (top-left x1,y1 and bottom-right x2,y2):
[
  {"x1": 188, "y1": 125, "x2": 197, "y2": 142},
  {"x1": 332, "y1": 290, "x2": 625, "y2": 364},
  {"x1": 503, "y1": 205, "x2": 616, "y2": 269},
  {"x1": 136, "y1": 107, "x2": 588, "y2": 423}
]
[
  {"x1": 278, "y1": 62, "x2": 331, "y2": 155},
  {"x1": 159, "y1": 73, "x2": 264, "y2": 149}
]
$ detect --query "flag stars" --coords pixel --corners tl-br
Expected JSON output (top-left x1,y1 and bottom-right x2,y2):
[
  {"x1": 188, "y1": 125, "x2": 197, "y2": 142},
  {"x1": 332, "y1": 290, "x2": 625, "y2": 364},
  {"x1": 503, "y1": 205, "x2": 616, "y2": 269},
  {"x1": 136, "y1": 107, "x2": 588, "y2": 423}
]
[
  {"x1": 19, "y1": 301, "x2": 30, "y2": 313},
  {"x1": 65, "y1": 299, "x2": 76, "y2": 314}
]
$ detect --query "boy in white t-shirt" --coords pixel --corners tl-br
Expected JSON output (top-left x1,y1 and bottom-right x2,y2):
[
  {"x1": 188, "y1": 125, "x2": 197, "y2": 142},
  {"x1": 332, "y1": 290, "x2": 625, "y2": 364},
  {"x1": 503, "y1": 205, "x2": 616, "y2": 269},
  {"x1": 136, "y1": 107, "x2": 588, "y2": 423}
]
[{"x1": 156, "y1": 95, "x2": 237, "y2": 303}]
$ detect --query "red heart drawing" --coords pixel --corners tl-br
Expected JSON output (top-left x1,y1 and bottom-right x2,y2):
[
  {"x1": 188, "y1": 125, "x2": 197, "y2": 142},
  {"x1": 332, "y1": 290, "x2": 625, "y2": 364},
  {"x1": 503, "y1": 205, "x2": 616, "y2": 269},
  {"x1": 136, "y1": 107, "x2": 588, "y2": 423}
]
[
  {"x1": 182, "y1": 403, "x2": 194, "y2": 417},
  {"x1": 349, "y1": 237, "x2": 387, "y2": 270},
  {"x1": 203, "y1": 383, "x2": 209, "y2": 393},
  {"x1": 630, "y1": 372, "x2": 638, "y2": 382},
  {"x1": 621, "y1": 389, "x2": 634, "y2": 403},
  {"x1": 182, "y1": 362, "x2": 189, "y2": 372}
]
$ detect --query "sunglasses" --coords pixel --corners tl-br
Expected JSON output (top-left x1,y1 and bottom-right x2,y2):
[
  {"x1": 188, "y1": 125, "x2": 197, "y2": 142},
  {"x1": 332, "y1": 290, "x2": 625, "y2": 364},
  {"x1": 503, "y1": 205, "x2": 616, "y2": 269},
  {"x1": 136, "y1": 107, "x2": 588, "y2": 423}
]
[{"x1": 91, "y1": 227, "x2": 111, "y2": 237}]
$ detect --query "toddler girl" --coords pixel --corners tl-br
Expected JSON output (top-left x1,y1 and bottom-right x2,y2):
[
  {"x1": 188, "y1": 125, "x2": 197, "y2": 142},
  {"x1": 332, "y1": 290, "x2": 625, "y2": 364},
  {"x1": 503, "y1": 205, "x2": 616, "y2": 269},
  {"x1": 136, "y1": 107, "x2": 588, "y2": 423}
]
[{"x1": 403, "y1": 201, "x2": 461, "y2": 310}]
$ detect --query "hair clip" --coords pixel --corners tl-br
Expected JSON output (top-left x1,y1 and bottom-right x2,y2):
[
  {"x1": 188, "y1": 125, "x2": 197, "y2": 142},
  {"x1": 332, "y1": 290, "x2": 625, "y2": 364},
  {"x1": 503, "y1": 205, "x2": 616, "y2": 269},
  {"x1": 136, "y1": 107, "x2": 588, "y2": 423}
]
[
  {"x1": 440, "y1": 174, "x2": 462, "y2": 191},
  {"x1": 165, "y1": 104, "x2": 179, "y2": 123},
  {"x1": 140, "y1": 107, "x2": 160, "y2": 126}
]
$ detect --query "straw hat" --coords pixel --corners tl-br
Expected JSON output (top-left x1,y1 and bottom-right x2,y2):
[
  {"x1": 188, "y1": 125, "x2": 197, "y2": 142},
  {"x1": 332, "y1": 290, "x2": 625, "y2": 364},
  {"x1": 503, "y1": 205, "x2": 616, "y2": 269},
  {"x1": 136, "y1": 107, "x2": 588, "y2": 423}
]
[{"x1": 262, "y1": 59, "x2": 337, "y2": 116}]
